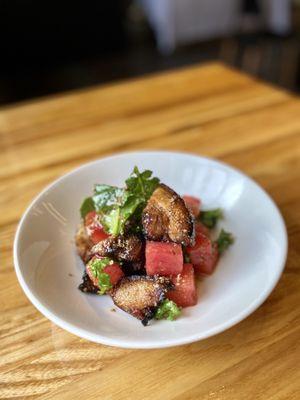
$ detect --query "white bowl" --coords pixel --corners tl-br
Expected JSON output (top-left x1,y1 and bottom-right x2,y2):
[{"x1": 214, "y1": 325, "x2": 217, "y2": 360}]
[{"x1": 14, "y1": 151, "x2": 287, "y2": 348}]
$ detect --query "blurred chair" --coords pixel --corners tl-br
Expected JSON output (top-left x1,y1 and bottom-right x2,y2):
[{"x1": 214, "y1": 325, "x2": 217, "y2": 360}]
[{"x1": 139, "y1": 0, "x2": 291, "y2": 53}]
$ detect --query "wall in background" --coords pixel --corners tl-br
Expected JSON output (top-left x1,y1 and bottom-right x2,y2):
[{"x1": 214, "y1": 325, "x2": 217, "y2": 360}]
[{"x1": 0, "y1": 0, "x2": 299, "y2": 105}]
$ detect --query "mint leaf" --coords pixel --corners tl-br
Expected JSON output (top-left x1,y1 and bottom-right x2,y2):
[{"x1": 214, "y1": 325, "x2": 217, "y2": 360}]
[
  {"x1": 81, "y1": 185, "x2": 125, "y2": 223},
  {"x1": 199, "y1": 208, "x2": 223, "y2": 229},
  {"x1": 80, "y1": 197, "x2": 95, "y2": 219},
  {"x1": 100, "y1": 195, "x2": 141, "y2": 235},
  {"x1": 93, "y1": 185, "x2": 125, "y2": 211},
  {"x1": 89, "y1": 257, "x2": 113, "y2": 295},
  {"x1": 119, "y1": 195, "x2": 141, "y2": 226},
  {"x1": 101, "y1": 207, "x2": 121, "y2": 236},
  {"x1": 155, "y1": 300, "x2": 181, "y2": 321},
  {"x1": 215, "y1": 229, "x2": 234, "y2": 254}
]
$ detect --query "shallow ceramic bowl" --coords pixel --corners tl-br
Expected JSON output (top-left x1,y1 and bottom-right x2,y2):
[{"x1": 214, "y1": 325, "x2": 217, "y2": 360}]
[{"x1": 14, "y1": 151, "x2": 287, "y2": 348}]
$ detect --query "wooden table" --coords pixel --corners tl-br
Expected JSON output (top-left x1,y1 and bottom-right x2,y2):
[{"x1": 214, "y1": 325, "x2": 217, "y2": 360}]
[{"x1": 1, "y1": 63, "x2": 299, "y2": 400}]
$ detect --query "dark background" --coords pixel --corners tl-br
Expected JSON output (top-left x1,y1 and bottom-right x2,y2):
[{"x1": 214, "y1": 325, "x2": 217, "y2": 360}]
[{"x1": 1, "y1": 0, "x2": 300, "y2": 106}]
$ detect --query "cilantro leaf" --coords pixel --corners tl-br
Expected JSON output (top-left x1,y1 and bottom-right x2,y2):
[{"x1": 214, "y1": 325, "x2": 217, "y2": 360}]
[
  {"x1": 80, "y1": 197, "x2": 95, "y2": 219},
  {"x1": 125, "y1": 166, "x2": 160, "y2": 202},
  {"x1": 88, "y1": 257, "x2": 113, "y2": 295},
  {"x1": 155, "y1": 299, "x2": 181, "y2": 321},
  {"x1": 100, "y1": 167, "x2": 159, "y2": 235},
  {"x1": 97, "y1": 273, "x2": 113, "y2": 295},
  {"x1": 80, "y1": 167, "x2": 160, "y2": 236},
  {"x1": 199, "y1": 208, "x2": 223, "y2": 229},
  {"x1": 215, "y1": 229, "x2": 234, "y2": 254}
]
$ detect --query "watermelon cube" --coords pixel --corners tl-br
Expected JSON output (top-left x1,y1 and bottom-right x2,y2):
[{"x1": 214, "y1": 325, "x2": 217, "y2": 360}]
[
  {"x1": 195, "y1": 221, "x2": 210, "y2": 238},
  {"x1": 84, "y1": 211, "x2": 109, "y2": 244},
  {"x1": 167, "y1": 264, "x2": 197, "y2": 307},
  {"x1": 145, "y1": 241, "x2": 183, "y2": 276},
  {"x1": 103, "y1": 264, "x2": 124, "y2": 285},
  {"x1": 86, "y1": 257, "x2": 124, "y2": 288},
  {"x1": 183, "y1": 195, "x2": 201, "y2": 217},
  {"x1": 186, "y1": 232, "x2": 219, "y2": 275}
]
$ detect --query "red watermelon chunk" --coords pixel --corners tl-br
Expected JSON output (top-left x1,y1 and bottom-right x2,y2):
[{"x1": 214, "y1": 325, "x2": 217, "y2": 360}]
[
  {"x1": 103, "y1": 264, "x2": 125, "y2": 285},
  {"x1": 145, "y1": 241, "x2": 183, "y2": 276},
  {"x1": 86, "y1": 257, "x2": 124, "y2": 288},
  {"x1": 195, "y1": 220, "x2": 210, "y2": 237},
  {"x1": 186, "y1": 232, "x2": 219, "y2": 275},
  {"x1": 167, "y1": 263, "x2": 197, "y2": 307},
  {"x1": 183, "y1": 195, "x2": 201, "y2": 217},
  {"x1": 84, "y1": 211, "x2": 109, "y2": 244}
]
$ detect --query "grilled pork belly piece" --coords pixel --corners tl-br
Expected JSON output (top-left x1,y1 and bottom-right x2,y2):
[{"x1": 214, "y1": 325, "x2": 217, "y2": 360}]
[
  {"x1": 121, "y1": 260, "x2": 146, "y2": 276},
  {"x1": 142, "y1": 184, "x2": 194, "y2": 246},
  {"x1": 75, "y1": 223, "x2": 93, "y2": 263},
  {"x1": 111, "y1": 276, "x2": 173, "y2": 325},
  {"x1": 91, "y1": 234, "x2": 143, "y2": 263}
]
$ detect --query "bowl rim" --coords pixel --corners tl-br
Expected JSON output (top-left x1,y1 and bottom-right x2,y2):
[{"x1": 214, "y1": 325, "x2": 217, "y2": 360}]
[{"x1": 13, "y1": 150, "x2": 288, "y2": 348}]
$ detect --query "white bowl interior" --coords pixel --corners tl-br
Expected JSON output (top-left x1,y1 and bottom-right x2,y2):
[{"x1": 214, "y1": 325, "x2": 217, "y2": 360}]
[{"x1": 15, "y1": 152, "x2": 287, "y2": 348}]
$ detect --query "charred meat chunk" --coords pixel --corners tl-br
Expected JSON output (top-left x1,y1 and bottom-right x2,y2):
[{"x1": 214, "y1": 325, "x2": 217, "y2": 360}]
[
  {"x1": 121, "y1": 260, "x2": 146, "y2": 276},
  {"x1": 78, "y1": 272, "x2": 99, "y2": 294},
  {"x1": 75, "y1": 223, "x2": 93, "y2": 263},
  {"x1": 91, "y1": 234, "x2": 143, "y2": 263},
  {"x1": 111, "y1": 276, "x2": 173, "y2": 325},
  {"x1": 142, "y1": 184, "x2": 194, "y2": 246}
]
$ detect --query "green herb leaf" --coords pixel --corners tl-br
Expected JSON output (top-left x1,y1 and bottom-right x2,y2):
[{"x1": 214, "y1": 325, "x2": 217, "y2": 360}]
[
  {"x1": 183, "y1": 248, "x2": 191, "y2": 263},
  {"x1": 155, "y1": 299, "x2": 181, "y2": 321},
  {"x1": 100, "y1": 195, "x2": 141, "y2": 235},
  {"x1": 88, "y1": 257, "x2": 113, "y2": 295},
  {"x1": 215, "y1": 229, "x2": 234, "y2": 254},
  {"x1": 199, "y1": 208, "x2": 223, "y2": 229},
  {"x1": 119, "y1": 195, "x2": 141, "y2": 227},
  {"x1": 93, "y1": 184, "x2": 125, "y2": 211},
  {"x1": 125, "y1": 166, "x2": 160, "y2": 203},
  {"x1": 80, "y1": 197, "x2": 95, "y2": 219},
  {"x1": 101, "y1": 207, "x2": 121, "y2": 236},
  {"x1": 81, "y1": 167, "x2": 159, "y2": 236},
  {"x1": 97, "y1": 273, "x2": 113, "y2": 295},
  {"x1": 100, "y1": 167, "x2": 159, "y2": 236},
  {"x1": 89, "y1": 257, "x2": 111, "y2": 278}
]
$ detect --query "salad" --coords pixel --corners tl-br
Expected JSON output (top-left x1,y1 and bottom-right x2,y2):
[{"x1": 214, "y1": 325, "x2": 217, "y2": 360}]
[{"x1": 76, "y1": 167, "x2": 233, "y2": 325}]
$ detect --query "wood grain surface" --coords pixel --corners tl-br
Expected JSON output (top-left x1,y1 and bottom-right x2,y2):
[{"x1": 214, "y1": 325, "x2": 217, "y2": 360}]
[{"x1": 0, "y1": 63, "x2": 299, "y2": 400}]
